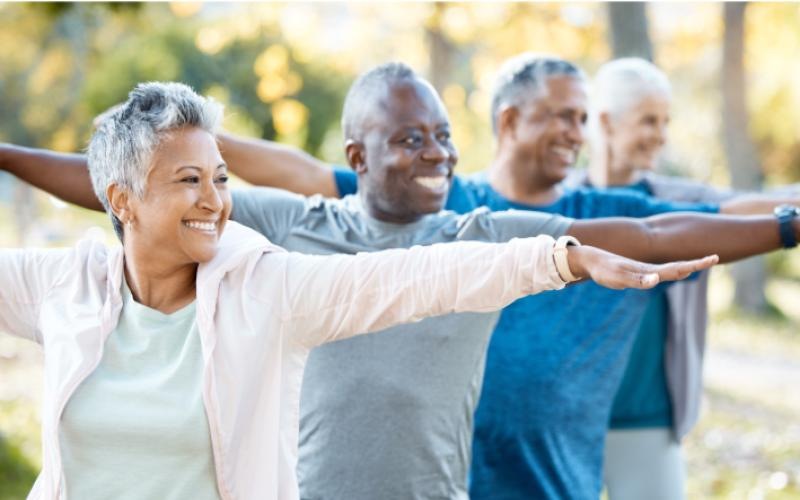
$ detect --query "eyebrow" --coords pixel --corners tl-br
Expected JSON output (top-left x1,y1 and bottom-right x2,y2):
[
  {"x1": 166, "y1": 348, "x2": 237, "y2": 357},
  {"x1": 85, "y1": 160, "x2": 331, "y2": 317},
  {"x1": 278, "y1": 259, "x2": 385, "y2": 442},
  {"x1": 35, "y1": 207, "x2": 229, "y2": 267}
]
[{"x1": 176, "y1": 163, "x2": 227, "y2": 173}]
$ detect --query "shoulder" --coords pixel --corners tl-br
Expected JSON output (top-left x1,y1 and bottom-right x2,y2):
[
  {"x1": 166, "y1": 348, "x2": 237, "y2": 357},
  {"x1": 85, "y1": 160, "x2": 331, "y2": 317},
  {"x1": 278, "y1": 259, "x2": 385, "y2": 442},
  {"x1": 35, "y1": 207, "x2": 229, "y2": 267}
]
[
  {"x1": 232, "y1": 186, "x2": 308, "y2": 211},
  {"x1": 644, "y1": 172, "x2": 733, "y2": 203}
]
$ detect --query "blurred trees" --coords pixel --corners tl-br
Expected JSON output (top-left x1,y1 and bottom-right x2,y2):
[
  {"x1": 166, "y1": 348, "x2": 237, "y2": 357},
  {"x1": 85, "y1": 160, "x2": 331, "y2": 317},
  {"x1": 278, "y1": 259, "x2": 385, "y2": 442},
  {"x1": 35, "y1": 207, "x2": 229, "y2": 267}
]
[
  {"x1": 0, "y1": 2, "x2": 798, "y2": 243},
  {"x1": 722, "y1": 3, "x2": 768, "y2": 312},
  {"x1": 607, "y1": 2, "x2": 653, "y2": 60}
]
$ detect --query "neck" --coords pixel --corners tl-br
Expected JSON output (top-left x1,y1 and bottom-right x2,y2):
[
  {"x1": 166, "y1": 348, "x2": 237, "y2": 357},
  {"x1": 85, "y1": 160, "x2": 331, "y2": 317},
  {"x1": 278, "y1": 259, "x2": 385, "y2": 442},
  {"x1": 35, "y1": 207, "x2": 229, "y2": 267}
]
[
  {"x1": 587, "y1": 145, "x2": 639, "y2": 187},
  {"x1": 358, "y1": 190, "x2": 423, "y2": 224},
  {"x1": 487, "y1": 149, "x2": 562, "y2": 206},
  {"x1": 122, "y1": 242, "x2": 197, "y2": 314}
]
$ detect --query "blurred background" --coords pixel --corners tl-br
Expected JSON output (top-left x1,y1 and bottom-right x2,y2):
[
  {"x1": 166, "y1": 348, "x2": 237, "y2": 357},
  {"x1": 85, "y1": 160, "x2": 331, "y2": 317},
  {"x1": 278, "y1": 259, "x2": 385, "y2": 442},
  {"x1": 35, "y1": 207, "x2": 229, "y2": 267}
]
[{"x1": 0, "y1": 2, "x2": 799, "y2": 498}]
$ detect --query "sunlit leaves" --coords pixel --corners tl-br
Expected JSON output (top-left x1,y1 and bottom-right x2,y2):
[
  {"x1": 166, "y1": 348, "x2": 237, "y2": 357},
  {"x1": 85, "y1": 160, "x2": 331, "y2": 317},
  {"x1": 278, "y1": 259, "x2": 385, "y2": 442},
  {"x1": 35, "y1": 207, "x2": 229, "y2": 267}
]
[{"x1": 169, "y1": 2, "x2": 202, "y2": 18}]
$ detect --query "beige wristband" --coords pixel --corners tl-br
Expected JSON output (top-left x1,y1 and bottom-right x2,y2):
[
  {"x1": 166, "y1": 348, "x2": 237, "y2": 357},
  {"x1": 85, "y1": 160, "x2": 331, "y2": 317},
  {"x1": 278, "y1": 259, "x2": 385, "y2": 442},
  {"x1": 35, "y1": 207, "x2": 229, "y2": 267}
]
[{"x1": 553, "y1": 235, "x2": 581, "y2": 283}]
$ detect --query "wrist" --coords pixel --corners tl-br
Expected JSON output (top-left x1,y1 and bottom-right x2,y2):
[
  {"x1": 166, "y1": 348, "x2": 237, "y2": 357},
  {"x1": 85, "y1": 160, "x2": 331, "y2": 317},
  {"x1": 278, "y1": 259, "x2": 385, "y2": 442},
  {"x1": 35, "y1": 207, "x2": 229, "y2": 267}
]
[
  {"x1": 794, "y1": 218, "x2": 800, "y2": 245},
  {"x1": 554, "y1": 235, "x2": 585, "y2": 282},
  {"x1": 774, "y1": 204, "x2": 800, "y2": 248}
]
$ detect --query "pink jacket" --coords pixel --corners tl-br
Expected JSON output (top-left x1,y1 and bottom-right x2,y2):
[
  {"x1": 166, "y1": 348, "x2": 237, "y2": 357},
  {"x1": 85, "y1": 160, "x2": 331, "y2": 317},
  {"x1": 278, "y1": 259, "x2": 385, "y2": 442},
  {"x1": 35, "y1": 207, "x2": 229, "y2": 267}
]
[{"x1": 0, "y1": 221, "x2": 567, "y2": 500}]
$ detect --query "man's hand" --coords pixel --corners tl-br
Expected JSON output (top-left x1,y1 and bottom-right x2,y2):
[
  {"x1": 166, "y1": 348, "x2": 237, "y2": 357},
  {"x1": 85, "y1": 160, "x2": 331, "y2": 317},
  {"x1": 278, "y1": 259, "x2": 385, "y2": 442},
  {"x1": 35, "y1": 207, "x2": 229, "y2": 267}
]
[{"x1": 566, "y1": 245, "x2": 719, "y2": 290}]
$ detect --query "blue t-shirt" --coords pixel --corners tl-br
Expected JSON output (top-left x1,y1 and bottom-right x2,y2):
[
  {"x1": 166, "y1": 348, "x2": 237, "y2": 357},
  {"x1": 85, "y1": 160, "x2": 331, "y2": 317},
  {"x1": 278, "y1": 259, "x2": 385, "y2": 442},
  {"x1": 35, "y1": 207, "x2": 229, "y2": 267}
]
[
  {"x1": 607, "y1": 179, "x2": 674, "y2": 430},
  {"x1": 334, "y1": 168, "x2": 718, "y2": 499}
]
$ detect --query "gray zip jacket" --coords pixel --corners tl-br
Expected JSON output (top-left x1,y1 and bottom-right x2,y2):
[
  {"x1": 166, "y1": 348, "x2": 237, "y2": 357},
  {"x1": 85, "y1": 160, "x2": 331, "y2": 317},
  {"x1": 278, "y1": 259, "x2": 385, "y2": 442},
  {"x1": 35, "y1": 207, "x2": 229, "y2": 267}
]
[{"x1": 564, "y1": 169, "x2": 735, "y2": 439}]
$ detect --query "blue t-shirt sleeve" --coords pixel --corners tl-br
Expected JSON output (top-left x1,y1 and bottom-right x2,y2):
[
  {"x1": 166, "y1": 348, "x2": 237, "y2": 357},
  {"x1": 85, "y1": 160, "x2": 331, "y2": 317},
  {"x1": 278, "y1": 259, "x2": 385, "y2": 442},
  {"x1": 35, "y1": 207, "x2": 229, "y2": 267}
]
[
  {"x1": 614, "y1": 190, "x2": 720, "y2": 217},
  {"x1": 333, "y1": 166, "x2": 358, "y2": 197}
]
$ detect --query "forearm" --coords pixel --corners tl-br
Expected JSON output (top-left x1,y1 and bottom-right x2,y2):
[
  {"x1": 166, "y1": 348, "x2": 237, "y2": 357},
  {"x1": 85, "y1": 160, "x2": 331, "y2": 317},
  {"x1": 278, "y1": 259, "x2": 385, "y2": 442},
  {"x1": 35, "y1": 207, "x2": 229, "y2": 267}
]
[
  {"x1": 642, "y1": 213, "x2": 786, "y2": 264},
  {"x1": 569, "y1": 213, "x2": 787, "y2": 264},
  {"x1": 217, "y1": 131, "x2": 339, "y2": 197},
  {"x1": 0, "y1": 144, "x2": 102, "y2": 210}
]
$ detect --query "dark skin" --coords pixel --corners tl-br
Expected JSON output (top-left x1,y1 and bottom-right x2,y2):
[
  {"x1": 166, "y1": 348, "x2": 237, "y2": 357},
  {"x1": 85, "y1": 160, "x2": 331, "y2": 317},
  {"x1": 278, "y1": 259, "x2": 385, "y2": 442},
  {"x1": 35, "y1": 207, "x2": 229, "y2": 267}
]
[
  {"x1": 345, "y1": 79, "x2": 457, "y2": 224},
  {"x1": 0, "y1": 78, "x2": 796, "y2": 267}
]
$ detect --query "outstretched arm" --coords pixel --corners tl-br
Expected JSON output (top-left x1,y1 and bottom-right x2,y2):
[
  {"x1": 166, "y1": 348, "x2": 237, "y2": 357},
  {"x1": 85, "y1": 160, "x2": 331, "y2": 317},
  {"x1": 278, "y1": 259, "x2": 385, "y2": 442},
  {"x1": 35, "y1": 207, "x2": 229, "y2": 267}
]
[
  {"x1": 217, "y1": 132, "x2": 339, "y2": 197},
  {"x1": 720, "y1": 193, "x2": 800, "y2": 215},
  {"x1": 0, "y1": 132, "x2": 341, "y2": 208},
  {"x1": 567, "y1": 212, "x2": 794, "y2": 264},
  {"x1": 0, "y1": 247, "x2": 74, "y2": 343},
  {"x1": 269, "y1": 234, "x2": 717, "y2": 347},
  {"x1": 0, "y1": 143, "x2": 102, "y2": 210}
]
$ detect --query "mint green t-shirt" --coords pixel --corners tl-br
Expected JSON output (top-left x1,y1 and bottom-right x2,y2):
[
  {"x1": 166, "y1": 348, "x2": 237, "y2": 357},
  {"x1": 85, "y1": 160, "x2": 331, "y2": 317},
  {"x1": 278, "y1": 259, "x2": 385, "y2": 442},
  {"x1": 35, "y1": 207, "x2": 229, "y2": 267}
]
[{"x1": 59, "y1": 281, "x2": 221, "y2": 500}]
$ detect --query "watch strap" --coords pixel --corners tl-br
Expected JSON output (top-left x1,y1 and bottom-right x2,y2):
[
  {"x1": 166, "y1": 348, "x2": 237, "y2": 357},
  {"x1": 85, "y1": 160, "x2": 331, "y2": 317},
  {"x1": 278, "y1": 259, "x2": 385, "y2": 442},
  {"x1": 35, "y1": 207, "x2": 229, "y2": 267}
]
[
  {"x1": 777, "y1": 211, "x2": 798, "y2": 248},
  {"x1": 553, "y1": 235, "x2": 581, "y2": 283}
]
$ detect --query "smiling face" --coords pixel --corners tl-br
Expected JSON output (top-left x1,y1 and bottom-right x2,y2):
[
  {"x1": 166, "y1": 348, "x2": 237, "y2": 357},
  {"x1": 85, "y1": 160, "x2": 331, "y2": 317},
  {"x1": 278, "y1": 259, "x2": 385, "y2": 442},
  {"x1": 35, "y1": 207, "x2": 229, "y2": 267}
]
[
  {"x1": 348, "y1": 78, "x2": 458, "y2": 223},
  {"x1": 508, "y1": 75, "x2": 588, "y2": 186},
  {"x1": 605, "y1": 92, "x2": 670, "y2": 175},
  {"x1": 120, "y1": 126, "x2": 231, "y2": 267}
]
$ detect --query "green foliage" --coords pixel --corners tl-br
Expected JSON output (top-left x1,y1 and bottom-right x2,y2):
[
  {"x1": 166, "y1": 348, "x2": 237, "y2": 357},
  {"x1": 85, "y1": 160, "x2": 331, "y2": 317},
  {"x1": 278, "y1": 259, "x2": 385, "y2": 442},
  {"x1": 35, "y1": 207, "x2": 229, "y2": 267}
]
[{"x1": 0, "y1": 435, "x2": 37, "y2": 500}]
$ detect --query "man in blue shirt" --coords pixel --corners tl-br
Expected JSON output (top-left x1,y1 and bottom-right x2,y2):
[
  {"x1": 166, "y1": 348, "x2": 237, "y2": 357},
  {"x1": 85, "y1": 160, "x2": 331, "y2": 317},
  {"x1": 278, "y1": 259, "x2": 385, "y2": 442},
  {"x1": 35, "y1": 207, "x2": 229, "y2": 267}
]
[{"x1": 1, "y1": 61, "x2": 798, "y2": 500}]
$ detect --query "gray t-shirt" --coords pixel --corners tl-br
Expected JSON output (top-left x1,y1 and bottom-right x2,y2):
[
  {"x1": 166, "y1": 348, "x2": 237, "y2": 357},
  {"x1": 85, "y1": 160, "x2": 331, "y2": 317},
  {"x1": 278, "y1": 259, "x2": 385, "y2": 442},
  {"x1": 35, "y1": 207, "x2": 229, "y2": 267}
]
[{"x1": 231, "y1": 188, "x2": 572, "y2": 500}]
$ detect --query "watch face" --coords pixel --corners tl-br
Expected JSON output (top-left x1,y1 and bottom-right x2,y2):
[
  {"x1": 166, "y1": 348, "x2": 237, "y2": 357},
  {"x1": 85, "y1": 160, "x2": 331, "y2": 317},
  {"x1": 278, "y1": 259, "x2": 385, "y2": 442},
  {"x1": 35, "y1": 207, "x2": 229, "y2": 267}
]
[{"x1": 775, "y1": 204, "x2": 800, "y2": 217}]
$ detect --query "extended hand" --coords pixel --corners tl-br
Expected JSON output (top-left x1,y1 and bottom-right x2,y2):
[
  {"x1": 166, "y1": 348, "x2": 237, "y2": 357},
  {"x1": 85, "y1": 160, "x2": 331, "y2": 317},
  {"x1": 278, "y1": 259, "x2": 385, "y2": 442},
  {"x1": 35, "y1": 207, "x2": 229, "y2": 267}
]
[{"x1": 567, "y1": 246, "x2": 719, "y2": 290}]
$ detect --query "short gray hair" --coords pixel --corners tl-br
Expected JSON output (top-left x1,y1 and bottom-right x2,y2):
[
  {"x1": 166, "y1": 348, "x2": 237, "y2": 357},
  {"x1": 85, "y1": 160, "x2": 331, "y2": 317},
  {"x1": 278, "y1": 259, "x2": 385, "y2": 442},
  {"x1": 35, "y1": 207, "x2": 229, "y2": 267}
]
[
  {"x1": 592, "y1": 57, "x2": 671, "y2": 119},
  {"x1": 490, "y1": 53, "x2": 586, "y2": 135},
  {"x1": 341, "y1": 62, "x2": 417, "y2": 140},
  {"x1": 87, "y1": 82, "x2": 223, "y2": 240}
]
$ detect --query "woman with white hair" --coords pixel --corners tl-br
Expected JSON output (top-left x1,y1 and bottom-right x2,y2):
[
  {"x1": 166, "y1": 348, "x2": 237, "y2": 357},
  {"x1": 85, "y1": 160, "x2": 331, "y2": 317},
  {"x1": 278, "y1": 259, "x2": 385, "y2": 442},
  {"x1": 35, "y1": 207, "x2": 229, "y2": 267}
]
[
  {"x1": 568, "y1": 58, "x2": 765, "y2": 500},
  {"x1": 0, "y1": 81, "x2": 716, "y2": 500}
]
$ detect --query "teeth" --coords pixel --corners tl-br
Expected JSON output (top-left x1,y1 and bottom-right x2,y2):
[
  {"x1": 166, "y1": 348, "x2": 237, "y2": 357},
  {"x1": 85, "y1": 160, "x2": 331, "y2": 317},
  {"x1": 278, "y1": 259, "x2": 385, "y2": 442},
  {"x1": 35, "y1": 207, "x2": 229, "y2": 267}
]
[
  {"x1": 414, "y1": 176, "x2": 447, "y2": 190},
  {"x1": 184, "y1": 221, "x2": 216, "y2": 232},
  {"x1": 552, "y1": 146, "x2": 576, "y2": 163}
]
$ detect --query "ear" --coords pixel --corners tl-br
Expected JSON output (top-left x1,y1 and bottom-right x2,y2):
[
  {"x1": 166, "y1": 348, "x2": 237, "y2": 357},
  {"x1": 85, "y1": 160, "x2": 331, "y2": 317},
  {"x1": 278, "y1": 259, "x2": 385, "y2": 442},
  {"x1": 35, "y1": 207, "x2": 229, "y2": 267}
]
[
  {"x1": 106, "y1": 183, "x2": 133, "y2": 224},
  {"x1": 496, "y1": 106, "x2": 519, "y2": 141},
  {"x1": 345, "y1": 139, "x2": 367, "y2": 175},
  {"x1": 599, "y1": 112, "x2": 614, "y2": 136}
]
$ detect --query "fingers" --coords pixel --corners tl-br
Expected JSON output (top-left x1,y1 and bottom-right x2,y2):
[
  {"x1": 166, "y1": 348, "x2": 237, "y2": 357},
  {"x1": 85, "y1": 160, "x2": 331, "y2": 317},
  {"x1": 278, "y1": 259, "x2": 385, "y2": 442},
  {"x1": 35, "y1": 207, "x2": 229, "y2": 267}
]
[
  {"x1": 588, "y1": 253, "x2": 719, "y2": 291},
  {"x1": 655, "y1": 254, "x2": 719, "y2": 282}
]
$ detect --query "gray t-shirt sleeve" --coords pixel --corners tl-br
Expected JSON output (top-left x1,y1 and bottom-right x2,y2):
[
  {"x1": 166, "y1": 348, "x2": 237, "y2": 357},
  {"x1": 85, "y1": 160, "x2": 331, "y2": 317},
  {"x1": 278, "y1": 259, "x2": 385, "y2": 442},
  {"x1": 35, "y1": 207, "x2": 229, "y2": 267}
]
[
  {"x1": 230, "y1": 187, "x2": 309, "y2": 244},
  {"x1": 646, "y1": 174, "x2": 737, "y2": 204},
  {"x1": 461, "y1": 208, "x2": 573, "y2": 242}
]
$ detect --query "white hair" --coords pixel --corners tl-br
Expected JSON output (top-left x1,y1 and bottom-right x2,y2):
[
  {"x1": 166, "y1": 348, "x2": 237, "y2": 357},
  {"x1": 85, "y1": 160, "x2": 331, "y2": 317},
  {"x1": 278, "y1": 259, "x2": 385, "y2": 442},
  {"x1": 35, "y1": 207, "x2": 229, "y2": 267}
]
[
  {"x1": 588, "y1": 58, "x2": 671, "y2": 154},
  {"x1": 592, "y1": 58, "x2": 671, "y2": 119},
  {"x1": 87, "y1": 82, "x2": 223, "y2": 240}
]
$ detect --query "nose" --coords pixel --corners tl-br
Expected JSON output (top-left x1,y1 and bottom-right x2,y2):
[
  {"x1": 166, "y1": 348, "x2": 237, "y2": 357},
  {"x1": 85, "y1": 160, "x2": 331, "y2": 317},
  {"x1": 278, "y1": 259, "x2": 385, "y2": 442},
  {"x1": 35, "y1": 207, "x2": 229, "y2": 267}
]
[
  {"x1": 421, "y1": 137, "x2": 451, "y2": 164},
  {"x1": 565, "y1": 117, "x2": 585, "y2": 146},
  {"x1": 655, "y1": 122, "x2": 668, "y2": 146},
  {"x1": 199, "y1": 178, "x2": 224, "y2": 213}
]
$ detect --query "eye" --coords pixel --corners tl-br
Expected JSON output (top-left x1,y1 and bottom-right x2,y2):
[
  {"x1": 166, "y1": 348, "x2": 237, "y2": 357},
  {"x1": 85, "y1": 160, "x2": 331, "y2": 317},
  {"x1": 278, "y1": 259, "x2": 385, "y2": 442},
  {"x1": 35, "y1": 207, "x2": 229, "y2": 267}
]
[
  {"x1": 436, "y1": 130, "x2": 452, "y2": 143},
  {"x1": 215, "y1": 175, "x2": 229, "y2": 184},
  {"x1": 182, "y1": 175, "x2": 200, "y2": 184},
  {"x1": 402, "y1": 135, "x2": 422, "y2": 147}
]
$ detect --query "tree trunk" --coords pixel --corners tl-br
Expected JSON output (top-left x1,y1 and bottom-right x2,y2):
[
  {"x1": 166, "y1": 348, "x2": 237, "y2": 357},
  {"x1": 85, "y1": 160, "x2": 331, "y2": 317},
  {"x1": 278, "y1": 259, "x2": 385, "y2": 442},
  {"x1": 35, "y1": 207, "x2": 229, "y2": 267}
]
[
  {"x1": 607, "y1": 2, "x2": 654, "y2": 61},
  {"x1": 425, "y1": 3, "x2": 458, "y2": 94},
  {"x1": 722, "y1": 2, "x2": 768, "y2": 313}
]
